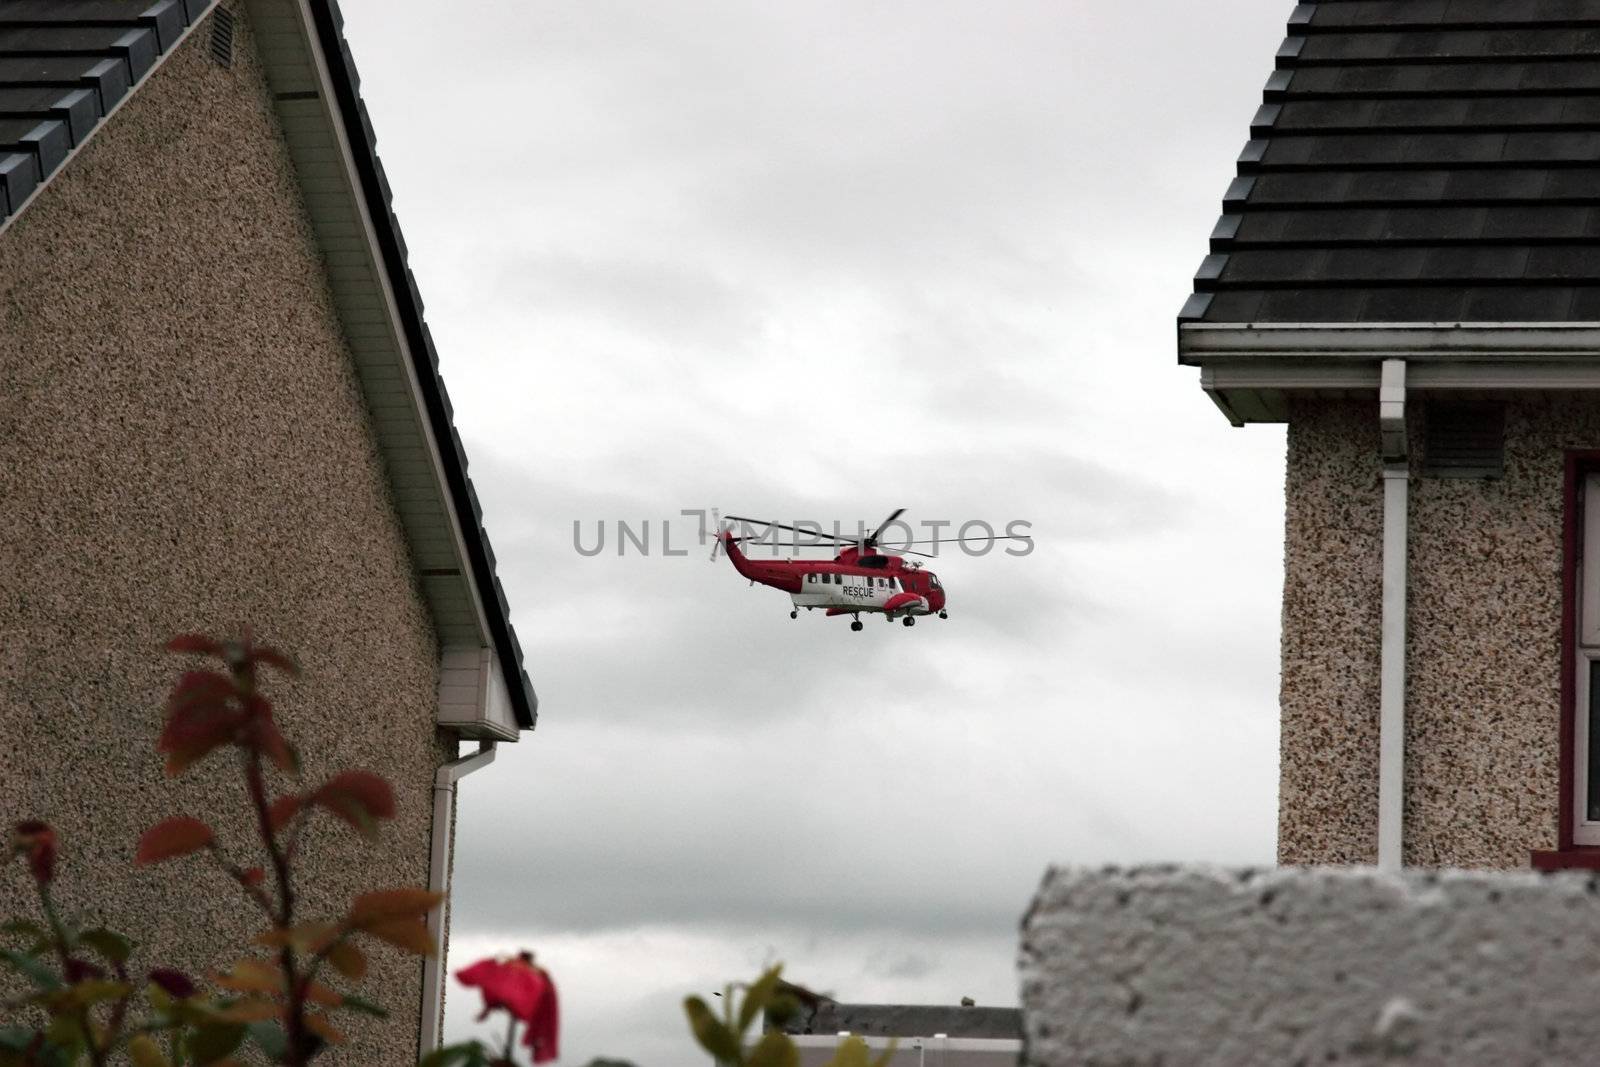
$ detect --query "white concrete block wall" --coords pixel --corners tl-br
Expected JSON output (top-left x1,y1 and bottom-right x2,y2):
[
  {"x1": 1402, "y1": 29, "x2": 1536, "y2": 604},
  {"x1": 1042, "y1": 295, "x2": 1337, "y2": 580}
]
[{"x1": 1020, "y1": 866, "x2": 1600, "y2": 1066}]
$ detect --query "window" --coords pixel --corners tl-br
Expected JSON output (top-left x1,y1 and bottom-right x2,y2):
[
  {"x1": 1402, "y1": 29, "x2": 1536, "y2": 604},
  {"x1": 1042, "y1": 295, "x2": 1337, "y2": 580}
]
[{"x1": 1577, "y1": 471, "x2": 1600, "y2": 844}]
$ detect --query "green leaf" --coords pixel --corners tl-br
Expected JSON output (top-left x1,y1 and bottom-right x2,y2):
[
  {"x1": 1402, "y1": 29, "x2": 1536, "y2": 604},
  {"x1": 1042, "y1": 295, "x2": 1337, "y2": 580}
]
[
  {"x1": 62, "y1": 979, "x2": 131, "y2": 1007},
  {"x1": 245, "y1": 1020, "x2": 288, "y2": 1061},
  {"x1": 746, "y1": 1031, "x2": 799, "y2": 1067},
  {"x1": 738, "y1": 966, "x2": 784, "y2": 1035},
  {"x1": 0, "y1": 920, "x2": 45, "y2": 943},
  {"x1": 765, "y1": 992, "x2": 800, "y2": 1030},
  {"x1": 0, "y1": 948, "x2": 59, "y2": 991},
  {"x1": 78, "y1": 928, "x2": 132, "y2": 966},
  {"x1": 186, "y1": 1022, "x2": 246, "y2": 1064},
  {"x1": 685, "y1": 996, "x2": 741, "y2": 1063},
  {"x1": 0, "y1": 1029, "x2": 37, "y2": 1053},
  {"x1": 42, "y1": 1015, "x2": 84, "y2": 1056},
  {"x1": 419, "y1": 1044, "x2": 482, "y2": 1067},
  {"x1": 822, "y1": 1036, "x2": 872, "y2": 1067},
  {"x1": 339, "y1": 993, "x2": 388, "y2": 1019},
  {"x1": 127, "y1": 1034, "x2": 173, "y2": 1067}
]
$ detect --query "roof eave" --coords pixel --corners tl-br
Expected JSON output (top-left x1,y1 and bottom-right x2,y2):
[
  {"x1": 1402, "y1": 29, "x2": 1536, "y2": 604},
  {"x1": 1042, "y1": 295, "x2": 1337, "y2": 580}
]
[
  {"x1": 1181, "y1": 322, "x2": 1600, "y2": 364},
  {"x1": 251, "y1": 0, "x2": 537, "y2": 730},
  {"x1": 1184, "y1": 322, "x2": 1600, "y2": 426}
]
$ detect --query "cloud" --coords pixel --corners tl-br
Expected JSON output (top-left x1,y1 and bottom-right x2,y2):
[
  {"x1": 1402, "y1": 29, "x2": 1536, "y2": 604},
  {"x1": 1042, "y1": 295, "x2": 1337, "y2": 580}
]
[{"x1": 332, "y1": 0, "x2": 1297, "y2": 1059}]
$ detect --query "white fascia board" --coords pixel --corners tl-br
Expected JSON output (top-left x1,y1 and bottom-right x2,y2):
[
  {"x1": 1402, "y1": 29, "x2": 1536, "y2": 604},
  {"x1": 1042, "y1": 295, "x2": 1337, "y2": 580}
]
[
  {"x1": 1201, "y1": 360, "x2": 1600, "y2": 391},
  {"x1": 1200, "y1": 363, "x2": 1379, "y2": 391},
  {"x1": 263, "y1": 0, "x2": 496, "y2": 649},
  {"x1": 1181, "y1": 322, "x2": 1600, "y2": 363}
]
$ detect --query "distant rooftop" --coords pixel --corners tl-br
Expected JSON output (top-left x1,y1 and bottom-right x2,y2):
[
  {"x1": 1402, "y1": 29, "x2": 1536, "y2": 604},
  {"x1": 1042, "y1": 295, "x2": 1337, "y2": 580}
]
[
  {"x1": 1181, "y1": 0, "x2": 1600, "y2": 326},
  {"x1": 773, "y1": 984, "x2": 1021, "y2": 1040}
]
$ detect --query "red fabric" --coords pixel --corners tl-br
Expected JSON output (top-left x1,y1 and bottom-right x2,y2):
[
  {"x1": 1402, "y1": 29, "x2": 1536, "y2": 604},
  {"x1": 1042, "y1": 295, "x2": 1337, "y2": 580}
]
[{"x1": 454, "y1": 957, "x2": 560, "y2": 1062}]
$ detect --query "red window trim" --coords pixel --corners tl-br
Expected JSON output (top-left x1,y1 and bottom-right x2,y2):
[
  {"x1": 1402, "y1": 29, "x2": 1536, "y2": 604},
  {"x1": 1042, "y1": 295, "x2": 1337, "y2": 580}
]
[
  {"x1": 1534, "y1": 451, "x2": 1600, "y2": 867},
  {"x1": 1532, "y1": 848, "x2": 1600, "y2": 871}
]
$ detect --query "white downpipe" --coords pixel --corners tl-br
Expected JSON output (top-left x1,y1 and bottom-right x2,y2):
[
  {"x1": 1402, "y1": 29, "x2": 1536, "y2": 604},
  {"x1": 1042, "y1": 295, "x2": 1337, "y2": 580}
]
[
  {"x1": 420, "y1": 740, "x2": 498, "y2": 1051},
  {"x1": 1378, "y1": 359, "x2": 1408, "y2": 871}
]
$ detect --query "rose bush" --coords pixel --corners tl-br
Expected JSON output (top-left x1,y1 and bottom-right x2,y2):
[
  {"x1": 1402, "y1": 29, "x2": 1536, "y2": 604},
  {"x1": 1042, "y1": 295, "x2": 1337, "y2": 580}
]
[{"x1": 1, "y1": 631, "x2": 442, "y2": 1066}]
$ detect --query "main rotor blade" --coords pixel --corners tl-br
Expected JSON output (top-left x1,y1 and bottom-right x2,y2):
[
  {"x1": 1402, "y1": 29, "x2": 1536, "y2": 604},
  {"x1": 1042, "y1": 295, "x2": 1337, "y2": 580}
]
[
  {"x1": 722, "y1": 516, "x2": 858, "y2": 544},
  {"x1": 867, "y1": 508, "x2": 907, "y2": 544},
  {"x1": 894, "y1": 534, "x2": 1034, "y2": 544}
]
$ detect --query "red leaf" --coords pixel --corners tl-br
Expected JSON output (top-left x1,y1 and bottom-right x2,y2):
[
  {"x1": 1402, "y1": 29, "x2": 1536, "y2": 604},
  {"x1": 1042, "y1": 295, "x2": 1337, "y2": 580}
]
[
  {"x1": 349, "y1": 888, "x2": 442, "y2": 928},
  {"x1": 363, "y1": 917, "x2": 433, "y2": 956},
  {"x1": 135, "y1": 817, "x2": 214, "y2": 866},
  {"x1": 250, "y1": 713, "x2": 297, "y2": 775},
  {"x1": 311, "y1": 772, "x2": 396, "y2": 838},
  {"x1": 158, "y1": 704, "x2": 246, "y2": 776},
  {"x1": 241, "y1": 867, "x2": 265, "y2": 887},
  {"x1": 267, "y1": 796, "x2": 302, "y2": 835},
  {"x1": 11, "y1": 821, "x2": 56, "y2": 884},
  {"x1": 165, "y1": 670, "x2": 236, "y2": 717},
  {"x1": 167, "y1": 633, "x2": 225, "y2": 658},
  {"x1": 64, "y1": 957, "x2": 104, "y2": 983},
  {"x1": 250, "y1": 646, "x2": 300, "y2": 677},
  {"x1": 147, "y1": 968, "x2": 197, "y2": 999}
]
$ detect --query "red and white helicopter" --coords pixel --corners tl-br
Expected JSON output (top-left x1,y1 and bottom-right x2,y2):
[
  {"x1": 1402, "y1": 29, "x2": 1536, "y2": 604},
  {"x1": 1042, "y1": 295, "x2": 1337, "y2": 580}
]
[{"x1": 713, "y1": 509, "x2": 1024, "y2": 632}]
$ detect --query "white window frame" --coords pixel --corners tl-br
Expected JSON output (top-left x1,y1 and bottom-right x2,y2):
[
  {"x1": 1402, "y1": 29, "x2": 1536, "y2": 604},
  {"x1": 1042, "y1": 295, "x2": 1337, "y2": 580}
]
[
  {"x1": 1577, "y1": 473, "x2": 1600, "y2": 845},
  {"x1": 1576, "y1": 649, "x2": 1600, "y2": 846}
]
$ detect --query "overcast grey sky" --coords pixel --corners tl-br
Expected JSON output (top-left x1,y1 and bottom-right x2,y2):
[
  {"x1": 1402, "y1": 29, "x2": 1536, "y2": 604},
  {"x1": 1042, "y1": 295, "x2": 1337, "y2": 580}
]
[{"x1": 338, "y1": 0, "x2": 1291, "y2": 1061}]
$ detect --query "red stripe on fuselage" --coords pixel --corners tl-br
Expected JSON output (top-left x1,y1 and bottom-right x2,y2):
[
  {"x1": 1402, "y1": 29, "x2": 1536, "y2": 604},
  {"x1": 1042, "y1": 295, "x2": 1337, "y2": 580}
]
[{"x1": 720, "y1": 531, "x2": 945, "y2": 610}]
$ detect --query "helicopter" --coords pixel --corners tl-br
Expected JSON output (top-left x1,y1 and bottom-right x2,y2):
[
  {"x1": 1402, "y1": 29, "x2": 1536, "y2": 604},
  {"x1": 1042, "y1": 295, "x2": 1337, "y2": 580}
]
[{"x1": 713, "y1": 509, "x2": 1026, "y2": 632}]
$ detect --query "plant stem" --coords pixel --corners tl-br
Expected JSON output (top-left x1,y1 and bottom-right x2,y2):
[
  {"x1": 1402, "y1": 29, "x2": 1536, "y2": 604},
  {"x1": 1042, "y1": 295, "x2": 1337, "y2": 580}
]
[
  {"x1": 243, "y1": 744, "x2": 308, "y2": 1065},
  {"x1": 503, "y1": 1014, "x2": 518, "y2": 1062},
  {"x1": 38, "y1": 883, "x2": 109, "y2": 1067}
]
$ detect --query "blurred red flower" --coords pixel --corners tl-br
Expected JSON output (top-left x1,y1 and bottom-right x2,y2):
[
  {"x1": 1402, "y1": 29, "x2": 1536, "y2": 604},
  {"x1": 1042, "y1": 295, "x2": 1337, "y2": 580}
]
[{"x1": 455, "y1": 953, "x2": 560, "y2": 1063}]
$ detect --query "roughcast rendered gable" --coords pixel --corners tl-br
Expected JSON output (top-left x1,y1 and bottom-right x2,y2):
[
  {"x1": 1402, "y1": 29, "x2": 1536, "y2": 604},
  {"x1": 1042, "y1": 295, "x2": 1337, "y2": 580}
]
[{"x1": 0, "y1": 7, "x2": 446, "y2": 1060}]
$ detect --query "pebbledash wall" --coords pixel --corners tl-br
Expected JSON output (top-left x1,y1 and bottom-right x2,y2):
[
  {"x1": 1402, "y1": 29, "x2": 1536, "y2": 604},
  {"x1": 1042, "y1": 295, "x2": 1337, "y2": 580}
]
[
  {"x1": 0, "y1": 8, "x2": 447, "y2": 1061},
  {"x1": 1281, "y1": 395, "x2": 1583, "y2": 869},
  {"x1": 1019, "y1": 865, "x2": 1600, "y2": 1066}
]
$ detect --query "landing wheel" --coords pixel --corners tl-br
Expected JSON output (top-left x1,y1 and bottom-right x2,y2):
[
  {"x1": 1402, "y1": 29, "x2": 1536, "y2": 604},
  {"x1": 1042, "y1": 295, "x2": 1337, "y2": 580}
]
[
  {"x1": 939, "y1": 610, "x2": 948, "y2": 619},
  {"x1": 902, "y1": 616, "x2": 915, "y2": 627},
  {"x1": 850, "y1": 620, "x2": 863, "y2": 632},
  {"x1": 790, "y1": 610, "x2": 798, "y2": 619}
]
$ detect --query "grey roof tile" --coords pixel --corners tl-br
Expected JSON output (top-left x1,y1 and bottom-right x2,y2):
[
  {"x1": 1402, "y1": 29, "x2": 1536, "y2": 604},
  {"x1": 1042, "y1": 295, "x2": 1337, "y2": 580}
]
[
  {"x1": 1462, "y1": 285, "x2": 1577, "y2": 318},
  {"x1": 1184, "y1": 0, "x2": 1600, "y2": 325},
  {"x1": 0, "y1": 0, "x2": 538, "y2": 729},
  {"x1": 0, "y1": 4, "x2": 204, "y2": 221},
  {"x1": 1564, "y1": 285, "x2": 1600, "y2": 315}
]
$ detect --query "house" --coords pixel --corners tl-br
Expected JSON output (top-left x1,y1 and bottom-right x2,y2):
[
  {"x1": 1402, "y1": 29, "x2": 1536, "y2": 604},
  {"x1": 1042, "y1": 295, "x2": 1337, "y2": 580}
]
[
  {"x1": 772, "y1": 983, "x2": 1022, "y2": 1067},
  {"x1": 1178, "y1": 0, "x2": 1600, "y2": 873},
  {"x1": 0, "y1": 0, "x2": 535, "y2": 1058}
]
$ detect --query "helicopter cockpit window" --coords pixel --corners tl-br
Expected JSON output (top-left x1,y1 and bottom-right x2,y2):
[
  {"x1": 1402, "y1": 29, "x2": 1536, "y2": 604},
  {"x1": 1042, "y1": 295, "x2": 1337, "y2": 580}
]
[{"x1": 930, "y1": 575, "x2": 942, "y2": 589}]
